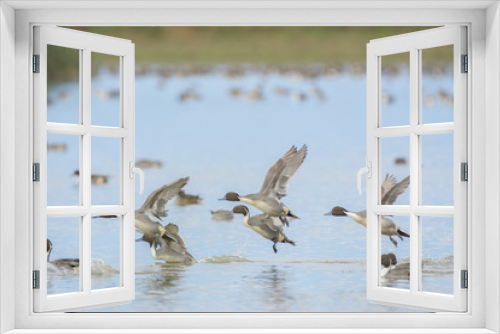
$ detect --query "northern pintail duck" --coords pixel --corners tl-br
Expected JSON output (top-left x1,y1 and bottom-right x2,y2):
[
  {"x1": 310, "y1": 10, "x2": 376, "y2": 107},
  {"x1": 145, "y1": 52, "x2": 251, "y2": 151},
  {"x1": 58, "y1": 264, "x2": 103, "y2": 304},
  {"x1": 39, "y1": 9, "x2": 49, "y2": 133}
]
[
  {"x1": 210, "y1": 209, "x2": 234, "y2": 221},
  {"x1": 326, "y1": 174, "x2": 410, "y2": 247},
  {"x1": 135, "y1": 178, "x2": 189, "y2": 240},
  {"x1": 247, "y1": 85, "x2": 264, "y2": 101},
  {"x1": 175, "y1": 190, "x2": 202, "y2": 206},
  {"x1": 94, "y1": 178, "x2": 188, "y2": 242},
  {"x1": 135, "y1": 159, "x2": 163, "y2": 169},
  {"x1": 381, "y1": 253, "x2": 410, "y2": 279},
  {"x1": 221, "y1": 145, "x2": 307, "y2": 226},
  {"x1": 47, "y1": 239, "x2": 80, "y2": 270},
  {"x1": 179, "y1": 87, "x2": 200, "y2": 102},
  {"x1": 47, "y1": 143, "x2": 67, "y2": 152},
  {"x1": 142, "y1": 223, "x2": 196, "y2": 263},
  {"x1": 232, "y1": 205, "x2": 295, "y2": 253},
  {"x1": 73, "y1": 170, "x2": 108, "y2": 185}
]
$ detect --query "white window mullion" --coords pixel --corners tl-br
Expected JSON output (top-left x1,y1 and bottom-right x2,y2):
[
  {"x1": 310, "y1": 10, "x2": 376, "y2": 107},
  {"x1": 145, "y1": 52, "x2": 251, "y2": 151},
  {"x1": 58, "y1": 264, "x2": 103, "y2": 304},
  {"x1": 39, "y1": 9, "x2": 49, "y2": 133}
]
[
  {"x1": 366, "y1": 43, "x2": 380, "y2": 300},
  {"x1": 121, "y1": 43, "x2": 135, "y2": 295},
  {"x1": 81, "y1": 47, "x2": 92, "y2": 296},
  {"x1": 409, "y1": 47, "x2": 420, "y2": 295}
]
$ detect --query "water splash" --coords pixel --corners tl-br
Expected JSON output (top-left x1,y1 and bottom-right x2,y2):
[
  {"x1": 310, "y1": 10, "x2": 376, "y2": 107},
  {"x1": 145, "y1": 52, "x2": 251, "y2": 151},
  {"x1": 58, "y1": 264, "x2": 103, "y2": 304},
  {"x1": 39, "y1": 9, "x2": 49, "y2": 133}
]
[{"x1": 199, "y1": 255, "x2": 252, "y2": 263}]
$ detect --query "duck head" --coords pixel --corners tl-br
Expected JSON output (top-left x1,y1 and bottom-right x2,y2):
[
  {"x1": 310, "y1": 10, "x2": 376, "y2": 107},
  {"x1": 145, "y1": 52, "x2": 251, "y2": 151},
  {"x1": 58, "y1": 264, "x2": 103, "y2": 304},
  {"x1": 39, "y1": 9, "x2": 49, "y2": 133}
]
[
  {"x1": 325, "y1": 206, "x2": 347, "y2": 216},
  {"x1": 219, "y1": 192, "x2": 240, "y2": 201},
  {"x1": 232, "y1": 205, "x2": 249, "y2": 216},
  {"x1": 381, "y1": 253, "x2": 397, "y2": 268}
]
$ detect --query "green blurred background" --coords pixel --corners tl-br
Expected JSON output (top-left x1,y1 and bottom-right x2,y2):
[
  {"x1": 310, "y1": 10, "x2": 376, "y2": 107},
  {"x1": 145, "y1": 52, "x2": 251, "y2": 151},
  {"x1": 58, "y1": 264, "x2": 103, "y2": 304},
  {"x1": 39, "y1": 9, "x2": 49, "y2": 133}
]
[{"x1": 50, "y1": 26, "x2": 451, "y2": 83}]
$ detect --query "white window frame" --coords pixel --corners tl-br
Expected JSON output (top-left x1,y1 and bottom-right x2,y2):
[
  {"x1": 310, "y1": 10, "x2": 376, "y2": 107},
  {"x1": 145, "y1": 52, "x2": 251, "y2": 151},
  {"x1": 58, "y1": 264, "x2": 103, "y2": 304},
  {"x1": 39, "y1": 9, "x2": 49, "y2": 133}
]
[
  {"x1": 0, "y1": 2, "x2": 499, "y2": 333},
  {"x1": 33, "y1": 26, "x2": 136, "y2": 312},
  {"x1": 366, "y1": 26, "x2": 468, "y2": 312}
]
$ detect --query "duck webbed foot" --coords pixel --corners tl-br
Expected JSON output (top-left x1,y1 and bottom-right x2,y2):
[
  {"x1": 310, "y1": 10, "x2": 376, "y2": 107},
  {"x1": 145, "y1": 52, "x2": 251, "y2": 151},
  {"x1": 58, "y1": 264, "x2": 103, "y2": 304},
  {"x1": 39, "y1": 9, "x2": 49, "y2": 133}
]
[
  {"x1": 279, "y1": 216, "x2": 290, "y2": 227},
  {"x1": 389, "y1": 236, "x2": 398, "y2": 247},
  {"x1": 272, "y1": 243, "x2": 278, "y2": 253}
]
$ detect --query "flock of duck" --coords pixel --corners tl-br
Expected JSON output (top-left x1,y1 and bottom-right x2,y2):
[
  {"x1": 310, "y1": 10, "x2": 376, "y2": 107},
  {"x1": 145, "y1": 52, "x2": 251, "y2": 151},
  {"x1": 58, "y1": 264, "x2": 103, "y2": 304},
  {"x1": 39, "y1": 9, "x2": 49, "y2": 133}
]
[{"x1": 47, "y1": 144, "x2": 411, "y2": 280}]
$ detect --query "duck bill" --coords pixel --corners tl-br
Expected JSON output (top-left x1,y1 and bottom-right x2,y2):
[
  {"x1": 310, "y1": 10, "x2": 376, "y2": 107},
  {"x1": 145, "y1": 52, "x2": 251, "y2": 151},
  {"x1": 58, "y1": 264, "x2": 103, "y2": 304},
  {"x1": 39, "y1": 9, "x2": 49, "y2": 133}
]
[{"x1": 324, "y1": 212, "x2": 333, "y2": 216}]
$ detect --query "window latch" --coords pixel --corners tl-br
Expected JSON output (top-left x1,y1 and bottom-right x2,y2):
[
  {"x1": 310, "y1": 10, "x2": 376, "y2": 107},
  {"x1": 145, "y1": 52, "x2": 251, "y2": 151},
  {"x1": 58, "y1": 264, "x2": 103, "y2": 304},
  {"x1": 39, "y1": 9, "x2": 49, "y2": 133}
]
[
  {"x1": 129, "y1": 162, "x2": 144, "y2": 195},
  {"x1": 357, "y1": 159, "x2": 372, "y2": 195}
]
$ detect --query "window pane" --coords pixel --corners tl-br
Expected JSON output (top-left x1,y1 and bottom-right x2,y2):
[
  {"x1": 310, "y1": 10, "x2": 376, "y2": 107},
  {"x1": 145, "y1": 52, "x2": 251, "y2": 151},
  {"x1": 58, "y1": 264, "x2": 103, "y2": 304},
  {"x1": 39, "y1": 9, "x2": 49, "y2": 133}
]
[
  {"x1": 379, "y1": 215, "x2": 410, "y2": 290},
  {"x1": 47, "y1": 217, "x2": 80, "y2": 295},
  {"x1": 47, "y1": 45, "x2": 80, "y2": 124},
  {"x1": 381, "y1": 52, "x2": 409, "y2": 127},
  {"x1": 91, "y1": 216, "x2": 121, "y2": 290},
  {"x1": 421, "y1": 133, "x2": 454, "y2": 206},
  {"x1": 380, "y1": 136, "x2": 410, "y2": 206},
  {"x1": 47, "y1": 133, "x2": 80, "y2": 206},
  {"x1": 92, "y1": 52, "x2": 121, "y2": 127},
  {"x1": 91, "y1": 136, "x2": 121, "y2": 206},
  {"x1": 421, "y1": 45, "x2": 454, "y2": 124},
  {"x1": 421, "y1": 216, "x2": 454, "y2": 295}
]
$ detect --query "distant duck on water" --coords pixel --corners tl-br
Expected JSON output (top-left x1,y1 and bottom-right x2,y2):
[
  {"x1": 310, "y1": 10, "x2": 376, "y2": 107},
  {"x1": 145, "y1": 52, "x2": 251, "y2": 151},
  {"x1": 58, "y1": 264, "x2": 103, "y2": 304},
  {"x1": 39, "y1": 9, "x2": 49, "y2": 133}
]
[
  {"x1": 210, "y1": 209, "x2": 234, "y2": 221},
  {"x1": 73, "y1": 170, "x2": 108, "y2": 185},
  {"x1": 175, "y1": 190, "x2": 202, "y2": 206},
  {"x1": 326, "y1": 174, "x2": 410, "y2": 247},
  {"x1": 135, "y1": 159, "x2": 163, "y2": 169}
]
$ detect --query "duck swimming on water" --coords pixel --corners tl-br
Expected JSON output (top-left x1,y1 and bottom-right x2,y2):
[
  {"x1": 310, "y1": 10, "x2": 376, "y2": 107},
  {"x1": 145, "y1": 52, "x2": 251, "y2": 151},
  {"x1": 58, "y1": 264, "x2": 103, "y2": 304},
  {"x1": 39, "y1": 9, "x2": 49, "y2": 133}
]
[
  {"x1": 326, "y1": 174, "x2": 410, "y2": 247},
  {"x1": 232, "y1": 205, "x2": 295, "y2": 253},
  {"x1": 47, "y1": 239, "x2": 80, "y2": 270},
  {"x1": 175, "y1": 190, "x2": 202, "y2": 206},
  {"x1": 221, "y1": 145, "x2": 307, "y2": 227},
  {"x1": 381, "y1": 253, "x2": 410, "y2": 279}
]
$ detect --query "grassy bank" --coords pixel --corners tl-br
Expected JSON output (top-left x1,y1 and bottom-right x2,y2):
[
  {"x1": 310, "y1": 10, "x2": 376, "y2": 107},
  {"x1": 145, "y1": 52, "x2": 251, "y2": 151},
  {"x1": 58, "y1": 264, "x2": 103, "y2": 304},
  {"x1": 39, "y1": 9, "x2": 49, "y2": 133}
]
[{"x1": 49, "y1": 26, "x2": 450, "y2": 83}]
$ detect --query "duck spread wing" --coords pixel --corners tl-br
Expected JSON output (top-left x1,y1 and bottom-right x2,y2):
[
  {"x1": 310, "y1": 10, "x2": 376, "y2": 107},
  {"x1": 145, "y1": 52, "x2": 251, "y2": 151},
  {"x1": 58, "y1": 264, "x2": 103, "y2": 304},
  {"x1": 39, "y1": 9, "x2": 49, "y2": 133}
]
[
  {"x1": 259, "y1": 153, "x2": 289, "y2": 196},
  {"x1": 380, "y1": 174, "x2": 397, "y2": 200},
  {"x1": 381, "y1": 175, "x2": 410, "y2": 205},
  {"x1": 140, "y1": 177, "x2": 188, "y2": 217},
  {"x1": 273, "y1": 144, "x2": 307, "y2": 199}
]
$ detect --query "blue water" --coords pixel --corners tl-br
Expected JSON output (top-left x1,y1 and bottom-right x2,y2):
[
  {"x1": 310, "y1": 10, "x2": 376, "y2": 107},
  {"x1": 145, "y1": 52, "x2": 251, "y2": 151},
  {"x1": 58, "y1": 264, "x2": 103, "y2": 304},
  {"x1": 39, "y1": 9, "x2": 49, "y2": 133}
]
[{"x1": 46, "y1": 65, "x2": 455, "y2": 312}]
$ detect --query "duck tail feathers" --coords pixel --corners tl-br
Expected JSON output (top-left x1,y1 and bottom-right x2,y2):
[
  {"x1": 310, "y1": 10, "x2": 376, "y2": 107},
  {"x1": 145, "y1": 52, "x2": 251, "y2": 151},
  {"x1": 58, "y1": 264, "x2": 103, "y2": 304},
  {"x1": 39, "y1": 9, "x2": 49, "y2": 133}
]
[{"x1": 397, "y1": 229, "x2": 410, "y2": 238}]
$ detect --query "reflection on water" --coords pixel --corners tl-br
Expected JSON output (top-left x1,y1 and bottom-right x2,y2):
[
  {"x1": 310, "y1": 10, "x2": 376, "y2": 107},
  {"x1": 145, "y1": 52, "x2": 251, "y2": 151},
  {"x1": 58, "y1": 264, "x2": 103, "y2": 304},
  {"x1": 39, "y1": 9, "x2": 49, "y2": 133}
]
[
  {"x1": 248, "y1": 265, "x2": 294, "y2": 311},
  {"x1": 46, "y1": 64, "x2": 455, "y2": 312}
]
